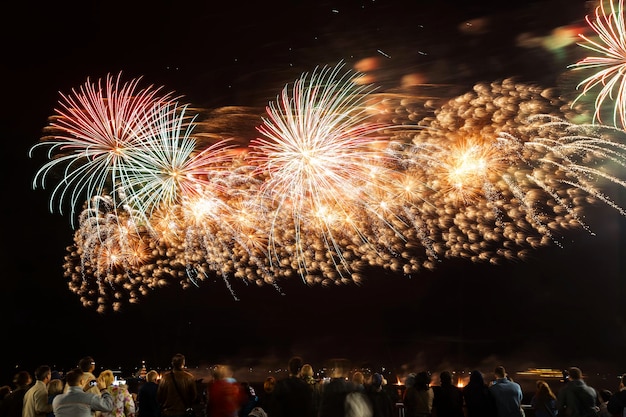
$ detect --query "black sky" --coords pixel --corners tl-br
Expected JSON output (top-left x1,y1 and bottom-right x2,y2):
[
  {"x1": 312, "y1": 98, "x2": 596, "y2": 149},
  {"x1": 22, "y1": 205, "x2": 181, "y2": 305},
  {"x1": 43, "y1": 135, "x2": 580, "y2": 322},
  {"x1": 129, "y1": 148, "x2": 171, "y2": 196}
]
[{"x1": 2, "y1": 0, "x2": 624, "y2": 387}]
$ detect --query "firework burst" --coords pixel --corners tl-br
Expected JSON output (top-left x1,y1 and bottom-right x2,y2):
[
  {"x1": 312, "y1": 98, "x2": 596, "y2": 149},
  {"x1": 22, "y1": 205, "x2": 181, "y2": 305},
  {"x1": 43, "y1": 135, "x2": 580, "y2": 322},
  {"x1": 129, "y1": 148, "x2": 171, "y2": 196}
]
[
  {"x1": 569, "y1": 0, "x2": 626, "y2": 128},
  {"x1": 408, "y1": 79, "x2": 622, "y2": 263},
  {"x1": 30, "y1": 72, "x2": 182, "y2": 227},
  {"x1": 246, "y1": 62, "x2": 409, "y2": 280},
  {"x1": 121, "y1": 103, "x2": 240, "y2": 229}
]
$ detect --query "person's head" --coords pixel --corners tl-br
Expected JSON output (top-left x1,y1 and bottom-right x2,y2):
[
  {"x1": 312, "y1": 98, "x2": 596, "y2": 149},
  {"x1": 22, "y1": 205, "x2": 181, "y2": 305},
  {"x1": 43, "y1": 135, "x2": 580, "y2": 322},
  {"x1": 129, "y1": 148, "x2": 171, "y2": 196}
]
[
  {"x1": 536, "y1": 380, "x2": 548, "y2": 392},
  {"x1": 300, "y1": 364, "x2": 314, "y2": 379},
  {"x1": 35, "y1": 365, "x2": 52, "y2": 382},
  {"x1": 146, "y1": 370, "x2": 159, "y2": 383},
  {"x1": 213, "y1": 364, "x2": 232, "y2": 380},
  {"x1": 440, "y1": 371, "x2": 453, "y2": 385},
  {"x1": 47, "y1": 379, "x2": 64, "y2": 396},
  {"x1": 469, "y1": 370, "x2": 484, "y2": 386},
  {"x1": 263, "y1": 376, "x2": 276, "y2": 393},
  {"x1": 494, "y1": 366, "x2": 507, "y2": 379},
  {"x1": 568, "y1": 367, "x2": 583, "y2": 380},
  {"x1": 99, "y1": 370, "x2": 115, "y2": 386},
  {"x1": 78, "y1": 357, "x2": 95, "y2": 373},
  {"x1": 352, "y1": 371, "x2": 365, "y2": 385},
  {"x1": 288, "y1": 356, "x2": 303, "y2": 376},
  {"x1": 171, "y1": 354, "x2": 186, "y2": 370},
  {"x1": 415, "y1": 371, "x2": 431, "y2": 390},
  {"x1": 13, "y1": 370, "x2": 32, "y2": 388},
  {"x1": 372, "y1": 373, "x2": 383, "y2": 389},
  {"x1": 65, "y1": 368, "x2": 84, "y2": 387},
  {"x1": 536, "y1": 380, "x2": 556, "y2": 399}
]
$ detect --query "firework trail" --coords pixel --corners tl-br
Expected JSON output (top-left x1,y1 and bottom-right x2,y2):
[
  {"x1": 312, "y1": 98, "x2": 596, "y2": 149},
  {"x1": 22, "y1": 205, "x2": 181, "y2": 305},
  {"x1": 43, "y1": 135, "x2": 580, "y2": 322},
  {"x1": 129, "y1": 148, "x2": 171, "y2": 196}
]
[{"x1": 569, "y1": 0, "x2": 626, "y2": 128}]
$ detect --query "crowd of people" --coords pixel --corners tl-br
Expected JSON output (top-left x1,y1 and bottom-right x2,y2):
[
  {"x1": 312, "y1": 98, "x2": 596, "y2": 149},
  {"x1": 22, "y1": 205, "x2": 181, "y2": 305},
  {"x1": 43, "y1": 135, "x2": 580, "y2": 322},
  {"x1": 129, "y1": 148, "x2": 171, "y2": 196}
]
[{"x1": 0, "y1": 354, "x2": 624, "y2": 417}]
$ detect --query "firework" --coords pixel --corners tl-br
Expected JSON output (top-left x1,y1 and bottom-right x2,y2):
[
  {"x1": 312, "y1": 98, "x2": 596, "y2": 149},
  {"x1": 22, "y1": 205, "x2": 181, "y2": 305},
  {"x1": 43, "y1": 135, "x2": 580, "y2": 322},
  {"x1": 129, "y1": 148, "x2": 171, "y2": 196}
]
[
  {"x1": 408, "y1": 79, "x2": 621, "y2": 263},
  {"x1": 569, "y1": 0, "x2": 626, "y2": 128},
  {"x1": 121, "y1": 103, "x2": 241, "y2": 229},
  {"x1": 30, "y1": 72, "x2": 182, "y2": 228},
  {"x1": 35, "y1": 66, "x2": 626, "y2": 311},
  {"x1": 246, "y1": 62, "x2": 410, "y2": 279}
]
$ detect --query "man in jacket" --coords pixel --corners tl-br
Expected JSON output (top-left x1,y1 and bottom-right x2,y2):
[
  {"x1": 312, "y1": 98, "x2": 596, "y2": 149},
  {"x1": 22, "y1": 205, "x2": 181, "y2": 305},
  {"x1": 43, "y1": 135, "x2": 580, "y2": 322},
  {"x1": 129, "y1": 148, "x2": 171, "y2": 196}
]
[
  {"x1": 488, "y1": 366, "x2": 523, "y2": 417},
  {"x1": 157, "y1": 354, "x2": 197, "y2": 417},
  {"x1": 556, "y1": 367, "x2": 599, "y2": 417},
  {"x1": 23, "y1": 365, "x2": 52, "y2": 417},
  {"x1": 52, "y1": 368, "x2": 114, "y2": 417}
]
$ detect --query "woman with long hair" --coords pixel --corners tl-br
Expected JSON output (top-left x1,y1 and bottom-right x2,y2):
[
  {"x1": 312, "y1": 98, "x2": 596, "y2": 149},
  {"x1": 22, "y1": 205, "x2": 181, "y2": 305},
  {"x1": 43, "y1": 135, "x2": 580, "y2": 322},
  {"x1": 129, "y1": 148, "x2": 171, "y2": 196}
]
[{"x1": 531, "y1": 380, "x2": 557, "y2": 417}]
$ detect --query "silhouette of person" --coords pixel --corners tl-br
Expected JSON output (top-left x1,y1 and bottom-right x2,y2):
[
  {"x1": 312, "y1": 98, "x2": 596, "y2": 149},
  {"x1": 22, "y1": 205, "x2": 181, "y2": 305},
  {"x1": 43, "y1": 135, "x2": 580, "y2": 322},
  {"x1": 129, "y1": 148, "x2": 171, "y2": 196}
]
[
  {"x1": 300, "y1": 364, "x2": 321, "y2": 417},
  {"x1": 607, "y1": 373, "x2": 626, "y2": 417},
  {"x1": 238, "y1": 381, "x2": 258, "y2": 417},
  {"x1": 431, "y1": 371, "x2": 464, "y2": 417},
  {"x1": 206, "y1": 364, "x2": 245, "y2": 417},
  {"x1": 2, "y1": 370, "x2": 33, "y2": 417},
  {"x1": 488, "y1": 366, "x2": 523, "y2": 417},
  {"x1": 530, "y1": 380, "x2": 557, "y2": 417},
  {"x1": 352, "y1": 372, "x2": 366, "y2": 393},
  {"x1": 257, "y1": 377, "x2": 279, "y2": 417},
  {"x1": 274, "y1": 356, "x2": 312, "y2": 417},
  {"x1": 157, "y1": 354, "x2": 198, "y2": 417},
  {"x1": 23, "y1": 365, "x2": 53, "y2": 417},
  {"x1": 318, "y1": 358, "x2": 357, "y2": 417},
  {"x1": 556, "y1": 367, "x2": 598, "y2": 417},
  {"x1": 137, "y1": 370, "x2": 160, "y2": 417},
  {"x1": 365, "y1": 373, "x2": 394, "y2": 417},
  {"x1": 463, "y1": 370, "x2": 496, "y2": 417},
  {"x1": 0, "y1": 385, "x2": 12, "y2": 417},
  {"x1": 403, "y1": 371, "x2": 434, "y2": 417}
]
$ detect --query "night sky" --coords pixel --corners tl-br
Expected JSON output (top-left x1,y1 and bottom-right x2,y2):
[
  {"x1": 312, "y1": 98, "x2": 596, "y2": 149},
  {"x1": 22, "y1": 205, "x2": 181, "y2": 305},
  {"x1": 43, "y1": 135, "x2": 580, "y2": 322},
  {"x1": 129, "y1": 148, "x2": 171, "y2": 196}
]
[{"x1": 2, "y1": 0, "x2": 624, "y2": 389}]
